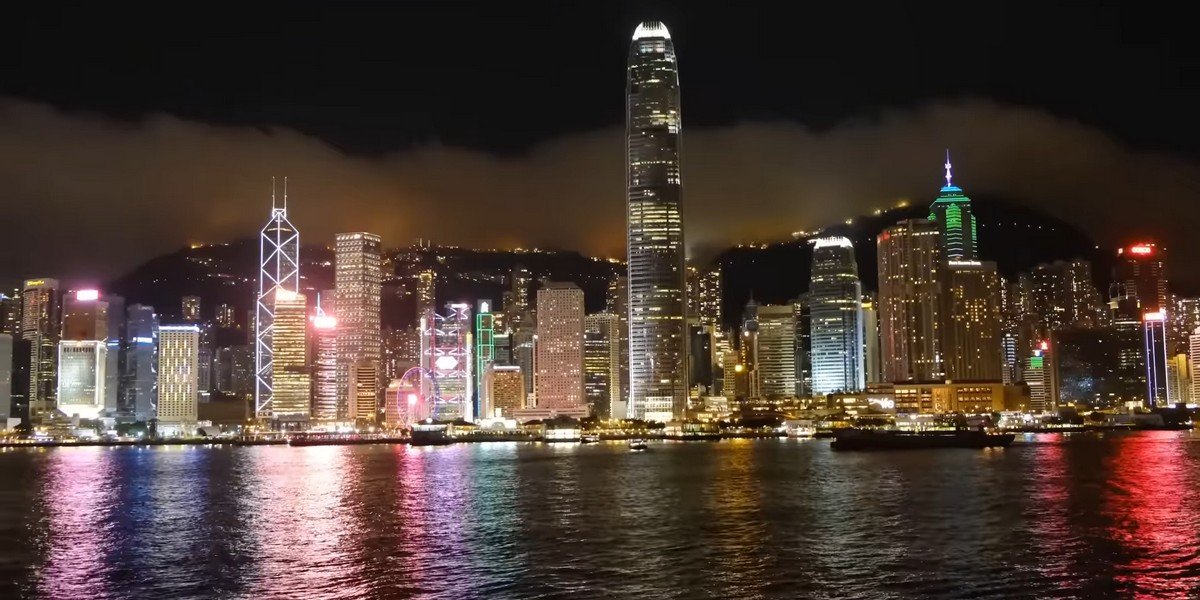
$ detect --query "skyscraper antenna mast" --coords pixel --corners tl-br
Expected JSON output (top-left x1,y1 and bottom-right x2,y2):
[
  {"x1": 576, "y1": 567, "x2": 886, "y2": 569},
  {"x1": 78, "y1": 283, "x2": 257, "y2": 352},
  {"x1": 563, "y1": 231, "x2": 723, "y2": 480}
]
[{"x1": 944, "y1": 149, "x2": 953, "y2": 187}]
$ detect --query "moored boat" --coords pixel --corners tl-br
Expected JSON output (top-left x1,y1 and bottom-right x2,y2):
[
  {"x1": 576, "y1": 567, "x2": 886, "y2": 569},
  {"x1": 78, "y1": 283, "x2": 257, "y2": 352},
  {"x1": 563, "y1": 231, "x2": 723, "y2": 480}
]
[
  {"x1": 410, "y1": 423, "x2": 455, "y2": 446},
  {"x1": 831, "y1": 428, "x2": 1014, "y2": 451}
]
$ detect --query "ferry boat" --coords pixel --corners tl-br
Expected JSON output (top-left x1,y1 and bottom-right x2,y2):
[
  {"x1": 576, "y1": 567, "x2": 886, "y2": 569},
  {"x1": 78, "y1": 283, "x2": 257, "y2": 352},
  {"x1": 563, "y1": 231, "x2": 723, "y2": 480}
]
[
  {"x1": 410, "y1": 423, "x2": 454, "y2": 446},
  {"x1": 783, "y1": 419, "x2": 817, "y2": 438},
  {"x1": 831, "y1": 428, "x2": 1014, "y2": 451},
  {"x1": 628, "y1": 439, "x2": 649, "y2": 451}
]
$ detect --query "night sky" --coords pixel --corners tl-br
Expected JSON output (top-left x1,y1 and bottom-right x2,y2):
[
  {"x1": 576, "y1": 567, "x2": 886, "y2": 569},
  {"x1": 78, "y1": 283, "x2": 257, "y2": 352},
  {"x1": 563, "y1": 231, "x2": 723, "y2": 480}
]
[{"x1": 4, "y1": 1, "x2": 1200, "y2": 290}]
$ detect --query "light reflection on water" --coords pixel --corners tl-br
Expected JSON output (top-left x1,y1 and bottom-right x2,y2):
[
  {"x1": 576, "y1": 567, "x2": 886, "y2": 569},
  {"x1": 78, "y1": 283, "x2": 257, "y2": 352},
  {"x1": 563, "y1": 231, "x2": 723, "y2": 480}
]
[{"x1": 2, "y1": 433, "x2": 1200, "y2": 599}]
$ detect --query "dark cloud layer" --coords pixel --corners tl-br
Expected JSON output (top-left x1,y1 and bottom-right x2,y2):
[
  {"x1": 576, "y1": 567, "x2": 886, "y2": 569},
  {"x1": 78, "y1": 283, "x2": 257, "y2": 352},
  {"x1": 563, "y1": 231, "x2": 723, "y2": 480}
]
[{"x1": 1, "y1": 96, "x2": 1197, "y2": 290}]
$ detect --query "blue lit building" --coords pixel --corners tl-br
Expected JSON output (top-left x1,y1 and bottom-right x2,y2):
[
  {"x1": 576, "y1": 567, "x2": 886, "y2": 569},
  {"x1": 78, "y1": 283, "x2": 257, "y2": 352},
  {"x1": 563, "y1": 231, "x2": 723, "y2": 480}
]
[{"x1": 122, "y1": 304, "x2": 159, "y2": 421}]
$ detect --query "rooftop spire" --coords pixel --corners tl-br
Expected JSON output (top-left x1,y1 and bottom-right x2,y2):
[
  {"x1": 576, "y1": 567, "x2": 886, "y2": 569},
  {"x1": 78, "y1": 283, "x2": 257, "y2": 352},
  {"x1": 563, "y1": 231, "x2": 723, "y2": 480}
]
[{"x1": 944, "y1": 149, "x2": 953, "y2": 188}]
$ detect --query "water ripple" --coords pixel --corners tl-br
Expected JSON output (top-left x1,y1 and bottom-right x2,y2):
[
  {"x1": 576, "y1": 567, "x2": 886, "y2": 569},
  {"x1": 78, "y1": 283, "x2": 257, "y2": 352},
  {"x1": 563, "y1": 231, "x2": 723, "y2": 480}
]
[{"x1": 3, "y1": 433, "x2": 1200, "y2": 598}]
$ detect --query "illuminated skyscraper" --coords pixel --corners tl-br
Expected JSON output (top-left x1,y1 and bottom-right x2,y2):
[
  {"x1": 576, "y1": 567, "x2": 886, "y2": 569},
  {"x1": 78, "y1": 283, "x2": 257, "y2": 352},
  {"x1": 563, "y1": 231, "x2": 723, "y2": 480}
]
[
  {"x1": 793, "y1": 297, "x2": 812, "y2": 397},
  {"x1": 1028, "y1": 259, "x2": 1105, "y2": 341},
  {"x1": 687, "y1": 265, "x2": 723, "y2": 330},
  {"x1": 512, "y1": 325, "x2": 535, "y2": 408},
  {"x1": 0, "y1": 334, "x2": 10, "y2": 426},
  {"x1": 1025, "y1": 342, "x2": 1055, "y2": 412},
  {"x1": 626, "y1": 20, "x2": 687, "y2": 420},
  {"x1": 1190, "y1": 327, "x2": 1200, "y2": 404},
  {"x1": 416, "y1": 268, "x2": 436, "y2": 322},
  {"x1": 255, "y1": 181, "x2": 300, "y2": 416},
  {"x1": 808, "y1": 237, "x2": 864, "y2": 394},
  {"x1": 215, "y1": 303, "x2": 237, "y2": 329},
  {"x1": 1114, "y1": 242, "x2": 1168, "y2": 318},
  {"x1": 62, "y1": 290, "x2": 109, "y2": 341},
  {"x1": 310, "y1": 301, "x2": 338, "y2": 421},
  {"x1": 510, "y1": 265, "x2": 532, "y2": 315},
  {"x1": 861, "y1": 295, "x2": 882, "y2": 384},
  {"x1": 270, "y1": 290, "x2": 309, "y2": 421},
  {"x1": 182, "y1": 296, "x2": 201, "y2": 322},
  {"x1": 535, "y1": 283, "x2": 586, "y2": 413},
  {"x1": 335, "y1": 232, "x2": 383, "y2": 421},
  {"x1": 878, "y1": 220, "x2": 943, "y2": 382},
  {"x1": 421, "y1": 303, "x2": 473, "y2": 421},
  {"x1": 698, "y1": 268, "x2": 722, "y2": 328},
  {"x1": 1053, "y1": 327, "x2": 1142, "y2": 406},
  {"x1": 941, "y1": 261, "x2": 1003, "y2": 381},
  {"x1": 1143, "y1": 311, "x2": 1170, "y2": 407},
  {"x1": 56, "y1": 341, "x2": 107, "y2": 420},
  {"x1": 0, "y1": 294, "x2": 19, "y2": 339},
  {"x1": 483, "y1": 364, "x2": 524, "y2": 419},
  {"x1": 928, "y1": 151, "x2": 977, "y2": 261},
  {"x1": 383, "y1": 325, "x2": 420, "y2": 380},
  {"x1": 21, "y1": 278, "x2": 61, "y2": 419},
  {"x1": 66, "y1": 290, "x2": 122, "y2": 399},
  {"x1": 475, "y1": 300, "x2": 496, "y2": 419},
  {"x1": 756, "y1": 305, "x2": 797, "y2": 399},
  {"x1": 157, "y1": 325, "x2": 200, "y2": 435},
  {"x1": 122, "y1": 304, "x2": 158, "y2": 421},
  {"x1": 584, "y1": 312, "x2": 621, "y2": 418},
  {"x1": 606, "y1": 275, "x2": 630, "y2": 418},
  {"x1": 1167, "y1": 353, "x2": 1190, "y2": 406}
]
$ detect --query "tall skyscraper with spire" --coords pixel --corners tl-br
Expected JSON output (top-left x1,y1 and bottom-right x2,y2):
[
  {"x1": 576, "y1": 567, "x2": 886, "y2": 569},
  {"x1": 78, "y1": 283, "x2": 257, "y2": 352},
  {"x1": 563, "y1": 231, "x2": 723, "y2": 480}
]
[
  {"x1": 928, "y1": 151, "x2": 978, "y2": 261},
  {"x1": 626, "y1": 21, "x2": 687, "y2": 421},
  {"x1": 255, "y1": 179, "x2": 300, "y2": 417}
]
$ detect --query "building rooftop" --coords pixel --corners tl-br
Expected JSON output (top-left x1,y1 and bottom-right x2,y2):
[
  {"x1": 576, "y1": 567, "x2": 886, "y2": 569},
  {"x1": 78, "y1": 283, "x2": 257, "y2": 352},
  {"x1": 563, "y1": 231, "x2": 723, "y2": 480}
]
[{"x1": 633, "y1": 21, "x2": 670, "y2": 40}]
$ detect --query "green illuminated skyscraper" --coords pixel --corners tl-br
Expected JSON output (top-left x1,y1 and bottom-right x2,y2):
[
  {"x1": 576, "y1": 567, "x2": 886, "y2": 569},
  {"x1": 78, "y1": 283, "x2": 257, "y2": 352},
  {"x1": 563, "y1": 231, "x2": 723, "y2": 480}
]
[{"x1": 928, "y1": 151, "x2": 978, "y2": 261}]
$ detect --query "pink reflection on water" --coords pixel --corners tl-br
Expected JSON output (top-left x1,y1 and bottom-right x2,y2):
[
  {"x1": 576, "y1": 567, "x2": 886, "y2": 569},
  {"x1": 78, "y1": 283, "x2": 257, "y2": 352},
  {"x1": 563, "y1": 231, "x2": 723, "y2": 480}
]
[
  {"x1": 240, "y1": 446, "x2": 366, "y2": 599},
  {"x1": 36, "y1": 447, "x2": 118, "y2": 599},
  {"x1": 1026, "y1": 435, "x2": 1073, "y2": 587},
  {"x1": 1103, "y1": 432, "x2": 1200, "y2": 598}
]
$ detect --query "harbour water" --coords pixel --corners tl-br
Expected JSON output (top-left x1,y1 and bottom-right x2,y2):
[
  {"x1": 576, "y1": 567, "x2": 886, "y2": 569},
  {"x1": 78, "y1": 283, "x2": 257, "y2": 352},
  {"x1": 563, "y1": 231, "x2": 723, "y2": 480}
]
[{"x1": 2, "y1": 432, "x2": 1200, "y2": 599}]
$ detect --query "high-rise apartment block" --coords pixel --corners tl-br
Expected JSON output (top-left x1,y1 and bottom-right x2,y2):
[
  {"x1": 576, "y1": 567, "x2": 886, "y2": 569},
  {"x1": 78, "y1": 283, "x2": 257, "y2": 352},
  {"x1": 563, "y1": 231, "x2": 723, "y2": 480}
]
[
  {"x1": 335, "y1": 232, "x2": 383, "y2": 422},
  {"x1": 21, "y1": 278, "x2": 61, "y2": 419},
  {"x1": 941, "y1": 261, "x2": 1002, "y2": 381},
  {"x1": 182, "y1": 296, "x2": 201, "y2": 322},
  {"x1": 584, "y1": 312, "x2": 621, "y2": 418},
  {"x1": 534, "y1": 283, "x2": 586, "y2": 413},
  {"x1": 157, "y1": 325, "x2": 200, "y2": 434},
  {"x1": 878, "y1": 220, "x2": 943, "y2": 382},
  {"x1": 756, "y1": 304, "x2": 797, "y2": 399}
]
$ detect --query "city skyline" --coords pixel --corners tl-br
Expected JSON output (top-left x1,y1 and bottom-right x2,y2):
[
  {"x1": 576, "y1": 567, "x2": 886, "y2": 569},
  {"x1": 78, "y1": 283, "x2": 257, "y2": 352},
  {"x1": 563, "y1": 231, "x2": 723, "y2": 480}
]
[
  {"x1": 2, "y1": 11, "x2": 1198, "y2": 433},
  {"x1": 5, "y1": 7, "x2": 1200, "y2": 599}
]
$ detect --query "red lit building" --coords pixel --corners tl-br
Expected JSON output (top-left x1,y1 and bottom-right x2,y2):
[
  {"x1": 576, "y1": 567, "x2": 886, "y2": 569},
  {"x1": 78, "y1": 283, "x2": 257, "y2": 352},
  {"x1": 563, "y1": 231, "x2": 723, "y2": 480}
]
[{"x1": 1112, "y1": 242, "x2": 1167, "y2": 323}]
